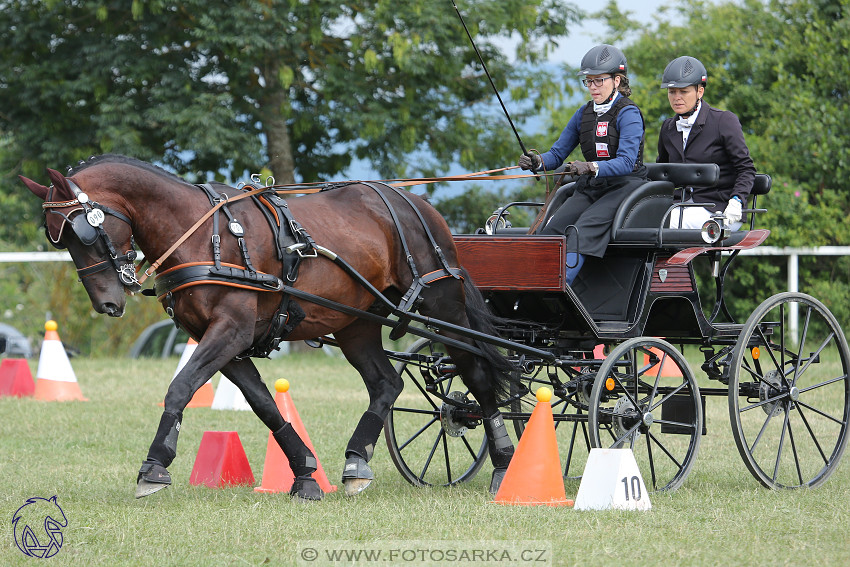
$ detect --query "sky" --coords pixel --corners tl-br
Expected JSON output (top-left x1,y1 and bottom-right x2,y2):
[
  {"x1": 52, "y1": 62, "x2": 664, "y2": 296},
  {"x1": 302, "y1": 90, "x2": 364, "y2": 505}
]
[{"x1": 547, "y1": 0, "x2": 681, "y2": 66}]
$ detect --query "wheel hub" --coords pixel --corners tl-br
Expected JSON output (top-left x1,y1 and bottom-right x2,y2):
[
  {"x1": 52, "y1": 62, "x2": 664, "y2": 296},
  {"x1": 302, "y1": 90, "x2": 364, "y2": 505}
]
[
  {"x1": 759, "y1": 370, "x2": 786, "y2": 416},
  {"x1": 612, "y1": 396, "x2": 642, "y2": 446},
  {"x1": 440, "y1": 391, "x2": 471, "y2": 437}
]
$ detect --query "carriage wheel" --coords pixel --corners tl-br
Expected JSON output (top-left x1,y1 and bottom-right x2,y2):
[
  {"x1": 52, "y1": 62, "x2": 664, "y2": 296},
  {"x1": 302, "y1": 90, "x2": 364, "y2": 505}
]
[
  {"x1": 511, "y1": 365, "x2": 595, "y2": 480},
  {"x1": 384, "y1": 338, "x2": 488, "y2": 487},
  {"x1": 588, "y1": 337, "x2": 702, "y2": 492},
  {"x1": 728, "y1": 292, "x2": 850, "y2": 489}
]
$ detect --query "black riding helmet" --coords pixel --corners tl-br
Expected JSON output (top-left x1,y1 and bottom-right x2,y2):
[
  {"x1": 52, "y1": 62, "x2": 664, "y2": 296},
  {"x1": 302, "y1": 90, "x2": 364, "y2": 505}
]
[
  {"x1": 577, "y1": 44, "x2": 627, "y2": 76},
  {"x1": 660, "y1": 56, "x2": 707, "y2": 88}
]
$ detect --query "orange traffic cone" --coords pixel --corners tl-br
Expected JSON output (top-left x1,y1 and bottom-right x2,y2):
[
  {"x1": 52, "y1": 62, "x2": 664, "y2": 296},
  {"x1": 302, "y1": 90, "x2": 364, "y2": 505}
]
[
  {"x1": 644, "y1": 347, "x2": 682, "y2": 378},
  {"x1": 161, "y1": 338, "x2": 215, "y2": 407},
  {"x1": 494, "y1": 387, "x2": 572, "y2": 506},
  {"x1": 0, "y1": 358, "x2": 35, "y2": 397},
  {"x1": 33, "y1": 321, "x2": 87, "y2": 402},
  {"x1": 255, "y1": 379, "x2": 337, "y2": 494}
]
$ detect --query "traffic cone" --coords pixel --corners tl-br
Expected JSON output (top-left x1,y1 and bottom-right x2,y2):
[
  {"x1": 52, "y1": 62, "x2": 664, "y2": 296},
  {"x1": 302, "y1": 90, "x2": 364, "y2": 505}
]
[
  {"x1": 0, "y1": 358, "x2": 35, "y2": 397},
  {"x1": 189, "y1": 431, "x2": 254, "y2": 488},
  {"x1": 161, "y1": 338, "x2": 215, "y2": 407},
  {"x1": 211, "y1": 377, "x2": 251, "y2": 411},
  {"x1": 494, "y1": 387, "x2": 572, "y2": 506},
  {"x1": 255, "y1": 379, "x2": 337, "y2": 494},
  {"x1": 33, "y1": 321, "x2": 87, "y2": 402},
  {"x1": 644, "y1": 347, "x2": 682, "y2": 378}
]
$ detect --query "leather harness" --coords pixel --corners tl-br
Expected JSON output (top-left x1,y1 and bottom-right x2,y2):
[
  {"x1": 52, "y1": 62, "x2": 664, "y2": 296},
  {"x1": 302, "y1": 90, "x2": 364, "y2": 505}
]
[{"x1": 147, "y1": 181, "x2": 461, "y2": 358}]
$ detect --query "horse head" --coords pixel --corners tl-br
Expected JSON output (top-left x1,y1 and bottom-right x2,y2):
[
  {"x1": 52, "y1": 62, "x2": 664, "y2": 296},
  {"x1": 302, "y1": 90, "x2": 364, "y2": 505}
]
[{"x1": 20, "y1": 168, "x2": 140, "y2": 317}]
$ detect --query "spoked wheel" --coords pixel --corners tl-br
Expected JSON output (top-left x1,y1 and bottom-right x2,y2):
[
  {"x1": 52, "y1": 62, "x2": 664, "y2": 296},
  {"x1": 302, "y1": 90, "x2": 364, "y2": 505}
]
[
  {"x1": 728, "y1": 292, "x2": 850, "y2": 489},
  {"x1": 511, "y1": 364, "x2": 597, "y2": 480},
  {"x1": 385, "y1": 338, "x2": 488, "y2": 487},
  {"x1": 588, "y1": 337, "x2": 702, "y2": 492}
]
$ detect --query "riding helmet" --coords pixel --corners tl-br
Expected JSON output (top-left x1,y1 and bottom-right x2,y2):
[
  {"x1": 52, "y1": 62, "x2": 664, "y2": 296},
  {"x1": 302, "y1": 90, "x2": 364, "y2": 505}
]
[
  {"x1": 577, "y1": 44, "x2": 627, "y2": 76},
  {"x1": 660, "y1": 56, "x2": 707, "y2": 88}
]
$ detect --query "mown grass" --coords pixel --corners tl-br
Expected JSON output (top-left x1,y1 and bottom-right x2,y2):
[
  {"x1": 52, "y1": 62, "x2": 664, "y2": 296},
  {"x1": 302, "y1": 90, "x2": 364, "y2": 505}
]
[{"x1": 2, "y1": 352, "x2": 849, "y2": 566}]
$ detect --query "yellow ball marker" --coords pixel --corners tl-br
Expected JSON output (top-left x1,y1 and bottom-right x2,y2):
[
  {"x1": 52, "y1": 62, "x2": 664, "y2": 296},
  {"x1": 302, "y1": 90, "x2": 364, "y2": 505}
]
[
  {"x1": 45, "y1": 320, "x2": 58, "y2": 332},
  {"x1": 274, "y1": 378, "x2": 290, "y2": 393},
  {"x1": 536, "y1": 387, "x2": 553, "y2": 403}
]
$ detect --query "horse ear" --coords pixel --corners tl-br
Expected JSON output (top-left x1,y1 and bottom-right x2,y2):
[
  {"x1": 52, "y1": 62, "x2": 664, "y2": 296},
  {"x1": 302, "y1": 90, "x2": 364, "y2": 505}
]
[
  {"x1": 18, "y1": 175, "x2": 50, "y2": 200},
  {"x1": 46, "y1": 168, "x2": 76, "y2": 201}
]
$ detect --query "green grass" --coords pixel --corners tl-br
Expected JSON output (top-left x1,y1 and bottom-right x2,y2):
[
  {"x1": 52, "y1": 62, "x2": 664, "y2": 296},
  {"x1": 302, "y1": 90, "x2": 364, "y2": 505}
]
[{"x1": 2, "y1": 352, "x2": 849, "y2": 566}]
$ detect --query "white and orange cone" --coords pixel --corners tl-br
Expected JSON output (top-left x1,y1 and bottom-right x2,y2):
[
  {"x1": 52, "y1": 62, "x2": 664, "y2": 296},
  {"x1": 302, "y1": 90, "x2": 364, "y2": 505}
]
[{"x1": 33, "y1": 320, "x2": 87, "y2": 402}]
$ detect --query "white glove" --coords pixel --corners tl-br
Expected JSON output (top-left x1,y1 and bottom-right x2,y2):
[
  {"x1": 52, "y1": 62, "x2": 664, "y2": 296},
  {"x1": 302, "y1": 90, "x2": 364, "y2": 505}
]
[{"x1": 724, "y1": 198, "x2": 743, "y2": 224}]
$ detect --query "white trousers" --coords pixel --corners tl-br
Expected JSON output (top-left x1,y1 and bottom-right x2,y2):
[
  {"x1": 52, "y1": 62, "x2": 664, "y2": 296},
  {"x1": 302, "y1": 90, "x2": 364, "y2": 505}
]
[{"x1": 669, "y1": 199, "x2": 743, "y2": 232}]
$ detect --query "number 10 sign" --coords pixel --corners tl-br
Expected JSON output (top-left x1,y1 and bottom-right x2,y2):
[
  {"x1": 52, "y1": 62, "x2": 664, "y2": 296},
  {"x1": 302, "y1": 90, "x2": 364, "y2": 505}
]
[{"x1": 573, "y1": 449, "x2": 652, "y2": 511}]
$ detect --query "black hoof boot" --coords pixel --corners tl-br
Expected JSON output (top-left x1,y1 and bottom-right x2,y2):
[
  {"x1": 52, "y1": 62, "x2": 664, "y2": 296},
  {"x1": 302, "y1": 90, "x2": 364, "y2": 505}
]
[
  {"x1": 290, "y1": 475, "x2": 323, "y2": 502},
  {"x1": 342, "y1": 455, "x2": 374, "y2": 497},
  {"x1": 136, "y1": 461, "x2": 172, "y2": 499},
  {"x1": 489, "y1": 467, "x2": 507, "y2": 495}
]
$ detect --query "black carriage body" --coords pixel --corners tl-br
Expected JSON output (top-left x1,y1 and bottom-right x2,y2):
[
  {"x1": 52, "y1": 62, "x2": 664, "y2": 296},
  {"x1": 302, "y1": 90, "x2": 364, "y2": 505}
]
[{"x1": 455, "y1": 163, "x2": 771, "y2": 347}]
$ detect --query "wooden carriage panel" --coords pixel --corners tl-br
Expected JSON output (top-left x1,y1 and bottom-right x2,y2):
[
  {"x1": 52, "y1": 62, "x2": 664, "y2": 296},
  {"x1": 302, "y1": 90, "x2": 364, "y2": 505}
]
[{"x1": 453, "y1": 235, "x2": 565, "y2": 291}]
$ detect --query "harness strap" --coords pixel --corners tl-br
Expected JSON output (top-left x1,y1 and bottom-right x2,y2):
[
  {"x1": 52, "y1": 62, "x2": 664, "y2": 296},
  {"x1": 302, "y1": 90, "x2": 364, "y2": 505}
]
[
  {"x1": 358, "y1": 181, "x2": 421, "y2": 281},
  {"x1": 387, "y1": 186, "x2": 457, "y2": 278},
  {"x1": 152, "y1": 261, "x2": 283, "y2": 299}
]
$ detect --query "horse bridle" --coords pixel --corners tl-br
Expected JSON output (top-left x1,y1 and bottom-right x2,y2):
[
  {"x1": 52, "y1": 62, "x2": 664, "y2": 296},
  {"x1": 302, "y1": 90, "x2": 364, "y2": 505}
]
[{"x1": 42, "y1": 179, "x2": 141, "y2": 292}]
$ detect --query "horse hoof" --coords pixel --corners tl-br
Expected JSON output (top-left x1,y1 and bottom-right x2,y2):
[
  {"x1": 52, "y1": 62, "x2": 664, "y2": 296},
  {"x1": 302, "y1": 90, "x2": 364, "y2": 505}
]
[
  {"x1": 290, "y1": 476, "x2": 323, "y2": 502},
  {"x1": 135, "y1": 479, "x2": 169, "y2": 499},
  {"x1": 489, "y1": 467, "x2": 507, "y2": 495},
  {"x1": 341, "y1": 455, "x2": 374, "y2": 496},
  {"x1": 135, "y1": 461, "x2": 171, "y2": 499},
  {"x1": 343, "y1": 477, "x2": 373, "y2": 497}
]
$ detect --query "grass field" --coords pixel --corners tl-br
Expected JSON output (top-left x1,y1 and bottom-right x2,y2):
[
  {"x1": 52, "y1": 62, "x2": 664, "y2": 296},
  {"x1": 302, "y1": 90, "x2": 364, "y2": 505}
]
[{"x1": 2, "y1": 351, "x2": 849, "y2": 566}]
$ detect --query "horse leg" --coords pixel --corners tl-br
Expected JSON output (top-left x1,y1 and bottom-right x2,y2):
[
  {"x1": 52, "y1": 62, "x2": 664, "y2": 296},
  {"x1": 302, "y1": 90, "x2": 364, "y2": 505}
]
[
  {"x1": 136, "y1": 319, "x2": 255, "y2": 498},
  {"x1": 220, "y1": 357, "x2": 322, "y2": 501},
  {"x1": 334, "y1": 319, "x2": 404, "y2": 496},
  {"x1": 419, "y1": 281, "x2": 516, "y2": 495}
]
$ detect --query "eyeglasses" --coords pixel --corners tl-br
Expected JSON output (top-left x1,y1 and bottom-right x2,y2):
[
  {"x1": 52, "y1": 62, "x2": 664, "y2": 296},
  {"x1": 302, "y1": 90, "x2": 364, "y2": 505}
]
[{"x1": 582, "y1": 76, "x2": 612, "y2": 88}]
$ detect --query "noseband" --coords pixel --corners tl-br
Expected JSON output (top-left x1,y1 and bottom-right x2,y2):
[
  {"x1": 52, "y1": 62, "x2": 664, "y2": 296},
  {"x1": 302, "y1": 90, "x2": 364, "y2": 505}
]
[{"x1": 43, "y1": 180, "x2": 141, "y2": 291}]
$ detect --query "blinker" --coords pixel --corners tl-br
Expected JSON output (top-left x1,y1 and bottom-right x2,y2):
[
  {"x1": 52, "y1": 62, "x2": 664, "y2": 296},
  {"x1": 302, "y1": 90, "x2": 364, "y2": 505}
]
[{"x1": 71, "y1": 214, "x2": 99, "y2": 245}]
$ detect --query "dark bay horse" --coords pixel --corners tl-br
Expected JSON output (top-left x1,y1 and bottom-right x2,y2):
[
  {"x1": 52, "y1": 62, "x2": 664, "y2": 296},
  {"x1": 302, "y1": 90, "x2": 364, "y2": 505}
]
[{"x1": 20, "y1": 154, "x2": 516, "y2": 500}]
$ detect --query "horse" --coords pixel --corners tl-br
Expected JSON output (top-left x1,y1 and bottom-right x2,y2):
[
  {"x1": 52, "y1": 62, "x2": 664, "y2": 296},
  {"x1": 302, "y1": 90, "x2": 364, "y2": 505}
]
[{"x1": 20, "y1": 154, "x2": 517, "y2": 501}]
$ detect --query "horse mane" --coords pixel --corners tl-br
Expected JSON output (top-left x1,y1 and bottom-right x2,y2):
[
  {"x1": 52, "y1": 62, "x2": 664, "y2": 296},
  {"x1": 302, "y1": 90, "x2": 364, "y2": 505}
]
[{"x1": 66, "y1": 154, "x2": 191, "y2": 185}]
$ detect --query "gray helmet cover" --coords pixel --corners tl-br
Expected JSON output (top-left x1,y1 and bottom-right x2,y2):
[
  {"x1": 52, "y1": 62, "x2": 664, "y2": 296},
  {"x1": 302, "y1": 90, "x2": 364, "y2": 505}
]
[
  {"x1": 661, "y1": 56, "x2": 707, "y2": 88},
  {"x1": 578, "y1": 44, "x2": 627, "y2": 76}
]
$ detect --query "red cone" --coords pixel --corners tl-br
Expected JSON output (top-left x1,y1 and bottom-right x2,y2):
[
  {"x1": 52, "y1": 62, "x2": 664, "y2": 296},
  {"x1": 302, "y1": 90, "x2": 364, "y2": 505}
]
[
  {"x1": 189, "y1": 431, "x2": 255, "y2": 488},
  {"x1": 0, "y1": 358, "x2": 35, "y2": 397}
]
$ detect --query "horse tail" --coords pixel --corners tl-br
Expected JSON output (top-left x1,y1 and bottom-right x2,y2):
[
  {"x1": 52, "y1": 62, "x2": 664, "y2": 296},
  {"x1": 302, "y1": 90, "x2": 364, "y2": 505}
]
[{"x1": 459, "y1": 268, "x2": 519, "y2": 402}]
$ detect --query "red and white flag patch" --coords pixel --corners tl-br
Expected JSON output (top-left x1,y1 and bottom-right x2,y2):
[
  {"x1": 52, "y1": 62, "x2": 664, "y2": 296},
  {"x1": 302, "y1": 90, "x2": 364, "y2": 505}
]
[
  {"x1": 595, "y1": 143, "x2": 610, "y2": 158},
  {"x1": 596, "y1": 122, "x2": 609, "y2": 137}
]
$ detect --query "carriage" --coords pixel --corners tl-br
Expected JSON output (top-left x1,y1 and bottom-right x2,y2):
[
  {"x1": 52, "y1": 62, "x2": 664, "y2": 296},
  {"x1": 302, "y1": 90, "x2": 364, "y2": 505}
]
[
  {"x1": 21, "y1": 156, "x2": 849, "y2": 499},
  {"x1": 382, "y1": 162, "x2": 850, "y2": 492}
]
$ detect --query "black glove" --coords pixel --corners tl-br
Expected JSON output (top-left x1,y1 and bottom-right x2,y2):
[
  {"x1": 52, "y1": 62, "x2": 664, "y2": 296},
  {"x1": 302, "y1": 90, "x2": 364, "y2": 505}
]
[
  {"x1": 568, "y1": 161, "x2": 596, "y2": 176},
  {"x1": 518, "y1": 154, "x2": 542, "y2": 171}
]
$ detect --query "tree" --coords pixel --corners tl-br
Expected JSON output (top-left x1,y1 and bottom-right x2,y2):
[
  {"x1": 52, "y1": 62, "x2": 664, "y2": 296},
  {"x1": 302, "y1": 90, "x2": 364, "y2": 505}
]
[{"x1": 0, "y1": 0, "x2": 583, "y2": 245}]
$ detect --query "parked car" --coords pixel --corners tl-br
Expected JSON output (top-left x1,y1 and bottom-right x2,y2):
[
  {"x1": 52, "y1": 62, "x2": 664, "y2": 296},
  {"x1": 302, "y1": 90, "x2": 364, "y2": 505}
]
[
  {"x1": 0, "y1": 322, "x2": 33, "y2": 358},
  {"x1": 128, "y1": 319, "x2": 189, "y2": 358}
]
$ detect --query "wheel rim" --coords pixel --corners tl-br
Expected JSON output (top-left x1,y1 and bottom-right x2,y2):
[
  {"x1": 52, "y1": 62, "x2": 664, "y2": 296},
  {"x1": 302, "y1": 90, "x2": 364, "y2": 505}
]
[
  {"x1": 729, "y1": 292, "x2": 850, "y2": 489},
  {"x1": 588, "y1": 337, "x2": 702, "y2": 492},
  {"x1": 384, "y1": 338, "x2": 488, "y2": 487}
]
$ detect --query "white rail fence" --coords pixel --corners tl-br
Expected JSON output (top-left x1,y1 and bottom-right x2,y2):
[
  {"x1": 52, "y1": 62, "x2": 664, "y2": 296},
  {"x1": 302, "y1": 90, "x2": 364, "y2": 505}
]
[{"x1": 3, "y1": 247, "x2": 849, "y2": 339}]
